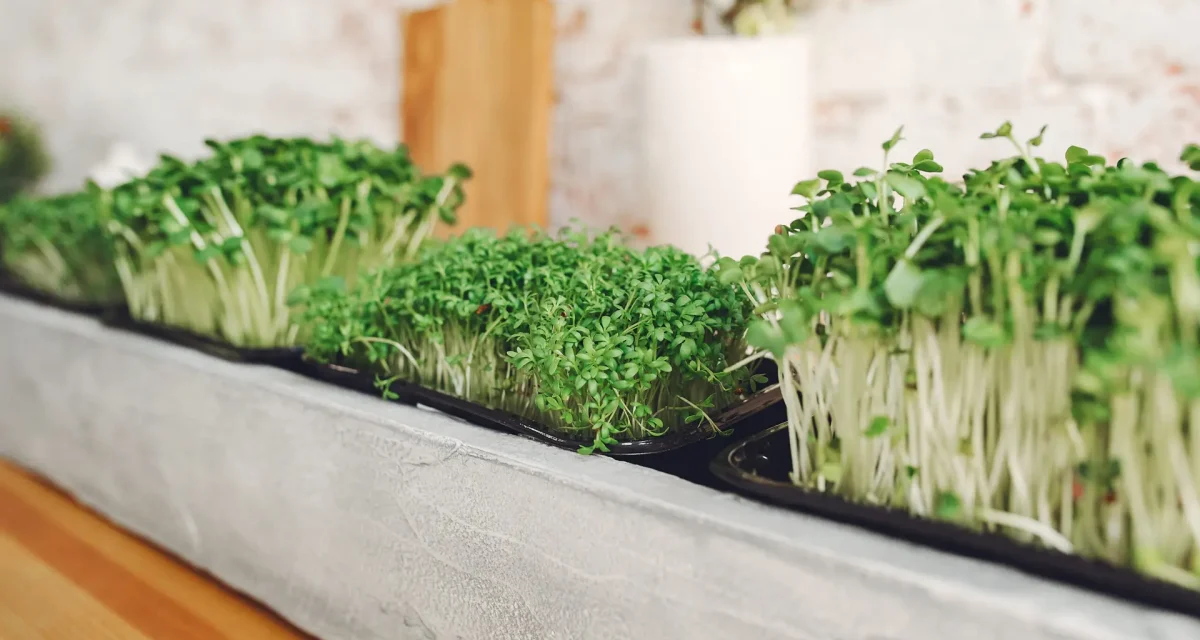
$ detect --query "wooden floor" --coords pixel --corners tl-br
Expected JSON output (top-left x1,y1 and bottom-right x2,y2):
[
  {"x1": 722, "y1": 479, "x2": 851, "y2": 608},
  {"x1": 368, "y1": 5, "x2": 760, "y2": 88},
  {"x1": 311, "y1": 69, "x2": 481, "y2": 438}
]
[{"x1": 0, "y1": 459, "x2": 313, "y2": 639}]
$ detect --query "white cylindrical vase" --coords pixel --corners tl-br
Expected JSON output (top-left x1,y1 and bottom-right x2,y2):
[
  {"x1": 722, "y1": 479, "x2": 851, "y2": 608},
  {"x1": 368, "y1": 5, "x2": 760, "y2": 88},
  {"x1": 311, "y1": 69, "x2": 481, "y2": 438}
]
[{"x1": 642, "y1": 34, "x2": 812, "y2": 260}]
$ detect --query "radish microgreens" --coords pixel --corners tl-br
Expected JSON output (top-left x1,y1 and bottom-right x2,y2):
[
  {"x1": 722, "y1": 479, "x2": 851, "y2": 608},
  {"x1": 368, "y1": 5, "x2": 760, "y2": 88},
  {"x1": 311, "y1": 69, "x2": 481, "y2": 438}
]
[
  {"x1": 299, "y1": 226, "x2": 760, "y2": 454},
  {"x1": 719, "y1": 124, "x2": 1200, "y2": 589},
  {"x1": 0, "y1": 190, "x2": 122, "y2": 304},
  {"x1": 96, "y1": 135, "x2": 470, "y2": 348}
]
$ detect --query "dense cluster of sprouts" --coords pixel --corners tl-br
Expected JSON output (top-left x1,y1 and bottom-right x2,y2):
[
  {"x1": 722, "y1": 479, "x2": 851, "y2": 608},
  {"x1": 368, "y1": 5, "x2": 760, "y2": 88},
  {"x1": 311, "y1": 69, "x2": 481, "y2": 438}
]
[
  {"x1": 0, "y1": 190, "x2": 122, "y2": 304},
  {"x1": 96, "y1": 135, "x2": 469, "y2": 347},
  {"x1": 718, "y1": 125, "x2": 1200, "y2": 588},
  {"x1": 299, "y1": 227, "x2": 761, "y2": 453}
]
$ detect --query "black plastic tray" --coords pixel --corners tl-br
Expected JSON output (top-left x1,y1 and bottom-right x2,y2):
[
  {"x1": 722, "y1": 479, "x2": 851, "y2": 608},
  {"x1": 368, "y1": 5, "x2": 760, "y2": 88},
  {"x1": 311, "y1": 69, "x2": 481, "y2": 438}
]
[
  {"x1": 0, "y1": 273, "x2": 122, "y2": 317},
  {"x1": 302, "y1": 359, "x2": 784, "y2": 457},
  {"x1": 101, "y1": 309, "x2": 305, "y2": 369},
  {"x1": 710, "y1": 423, "x2": 1200, "y2": 620},
  {"x1": 627, "y1": 397, "x2": 787, "y2": 485}
]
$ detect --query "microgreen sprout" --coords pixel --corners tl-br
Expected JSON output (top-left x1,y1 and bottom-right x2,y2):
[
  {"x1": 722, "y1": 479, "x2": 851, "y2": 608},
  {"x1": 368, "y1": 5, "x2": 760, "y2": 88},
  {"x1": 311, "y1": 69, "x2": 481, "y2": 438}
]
[
  {"x1": 96, "y1": 135, "x2": 470, "y2": 348},
  {"x1": 299, "y1": 226, "x2": 760, "y2": 454},
  {"x1": 719, "y1": 124, "x2": 1200, "y2": 588},
  {"x1": 0, "y1": 190, "x2": 122, "y2": 304}
]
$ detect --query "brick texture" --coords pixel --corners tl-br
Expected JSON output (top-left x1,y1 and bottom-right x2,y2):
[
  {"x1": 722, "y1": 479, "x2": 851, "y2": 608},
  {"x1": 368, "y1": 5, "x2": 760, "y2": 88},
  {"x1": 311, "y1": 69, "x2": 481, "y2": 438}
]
[
  {"x1": 549, "y1": 0, "x2": 1200, "y2": 238},
  {"x1": 2, "y1": 0, "x2": 1199, "y2": 246},
  {"x1": 0, "y1": 0, "x2": 415, "y2": 193},
  {"x1": 1048, "y1": 0, "x2": 1200, "y2": 82}
]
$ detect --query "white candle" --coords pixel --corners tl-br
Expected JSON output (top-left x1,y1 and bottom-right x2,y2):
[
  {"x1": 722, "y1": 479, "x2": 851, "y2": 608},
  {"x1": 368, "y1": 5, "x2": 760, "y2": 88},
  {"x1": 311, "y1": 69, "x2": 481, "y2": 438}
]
[{"x1": 642, "y1": 34, "x2": 813, "y2": 260}]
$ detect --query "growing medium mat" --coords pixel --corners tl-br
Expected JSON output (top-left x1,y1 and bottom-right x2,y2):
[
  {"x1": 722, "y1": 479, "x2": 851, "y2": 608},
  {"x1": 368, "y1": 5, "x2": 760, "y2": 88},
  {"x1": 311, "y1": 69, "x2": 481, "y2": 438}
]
[
  {"x1": 710, "y1": 423, "x2": 1200, "y2": 620},
  {"x1": 303, "y1": 359, "x2": 783, "y2": 456}
]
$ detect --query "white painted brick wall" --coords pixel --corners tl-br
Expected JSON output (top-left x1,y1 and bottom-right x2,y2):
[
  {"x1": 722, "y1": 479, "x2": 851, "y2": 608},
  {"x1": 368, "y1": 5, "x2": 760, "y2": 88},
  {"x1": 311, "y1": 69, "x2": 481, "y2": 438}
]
[
  {"x1": 555, "y1": 0, "x2": 1200, "y2": 239},
  {"x1": 0, "y1": 0, "x2": 425, "y2": 193},
  {"x1": 806, "y1": 0, "x2": 1200, "y2": 175},
  {"x1": 2, "y1": 0, "x2": 1199, "y2": 247},
  {"x1": 1048, "y1": 0, "x2": 1200, "y2": 82},
  {"x1": 808, "y1": 0, "x2": 1044, "y2": 95}
]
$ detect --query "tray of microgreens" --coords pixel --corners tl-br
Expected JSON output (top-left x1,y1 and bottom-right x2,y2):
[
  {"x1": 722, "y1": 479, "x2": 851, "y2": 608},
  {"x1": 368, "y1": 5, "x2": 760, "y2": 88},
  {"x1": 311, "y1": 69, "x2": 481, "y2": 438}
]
[
  {"x1": 710, "y1": 124, "x2": 1200, "y2": 617},
  {"x1": 93, "y1": 134, "x2": 469, "y2": 364},
  {"x1": 295, "y1": 226, "x2": 781, "y2": 455},
  {"x1": 0, "y1": 189, "x2": 124, "y2": 315}
]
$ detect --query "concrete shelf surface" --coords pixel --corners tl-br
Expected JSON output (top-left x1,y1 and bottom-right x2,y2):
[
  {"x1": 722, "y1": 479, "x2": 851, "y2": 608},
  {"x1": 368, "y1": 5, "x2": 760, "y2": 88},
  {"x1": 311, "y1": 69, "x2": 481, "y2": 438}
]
[{"x1": 0, "y1": 293, "x2": 1196, "y2": 640}]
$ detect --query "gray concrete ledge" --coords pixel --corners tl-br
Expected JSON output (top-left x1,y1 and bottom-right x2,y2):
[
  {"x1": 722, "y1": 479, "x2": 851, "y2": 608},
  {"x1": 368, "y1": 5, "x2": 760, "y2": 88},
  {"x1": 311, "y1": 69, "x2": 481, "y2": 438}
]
[{"x1": 0, "y1": 292, "x2": 1196, "y2": 640}]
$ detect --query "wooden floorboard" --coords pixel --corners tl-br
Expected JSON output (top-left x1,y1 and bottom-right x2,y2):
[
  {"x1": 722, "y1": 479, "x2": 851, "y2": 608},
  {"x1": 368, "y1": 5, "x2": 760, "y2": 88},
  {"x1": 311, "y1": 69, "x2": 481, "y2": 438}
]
[{"x1": 0, "y1": 459, "x2": 313, "y2": 640}]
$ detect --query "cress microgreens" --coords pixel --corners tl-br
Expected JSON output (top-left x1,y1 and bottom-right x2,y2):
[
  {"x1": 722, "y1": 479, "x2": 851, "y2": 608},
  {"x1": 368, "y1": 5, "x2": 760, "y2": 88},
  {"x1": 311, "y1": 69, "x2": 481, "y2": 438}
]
[
  {"x1": 96, "y1": 135, "x2": 470, "y2": 348},
  {"x1": 0, "y1": 190, "x2": 122, "y2": 304},
  {"x1": 298, "y1": 226, "x2": 761, "y2": 454},
  {"x1": 718, "y1": 123, "x2": 1200, "y2": 589}
]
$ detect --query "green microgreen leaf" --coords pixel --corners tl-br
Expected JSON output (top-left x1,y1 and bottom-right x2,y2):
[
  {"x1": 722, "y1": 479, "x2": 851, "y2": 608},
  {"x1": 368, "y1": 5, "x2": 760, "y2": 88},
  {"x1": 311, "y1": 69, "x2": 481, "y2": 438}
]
[
  {"x1": 864, "y1": 416, "x2": 890, "y2": 438},
  {"x1": 934, "y1": 492, "x2": 962, "y2": 519},
  {"x1": 884, "y1": 172, "x2": 927, "y2": 200},
  {"x1": 792, "y1": 179, "x2": 822, "y2": 199},
  {"x1": 884, "y1": 259, "x2": 924, "y2": 308}
]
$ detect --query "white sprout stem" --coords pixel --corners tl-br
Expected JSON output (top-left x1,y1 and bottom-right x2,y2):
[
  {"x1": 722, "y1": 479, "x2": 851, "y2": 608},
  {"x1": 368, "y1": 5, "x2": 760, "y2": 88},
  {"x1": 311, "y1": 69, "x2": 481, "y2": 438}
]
[
  {"x1": 977, "y1": 508, "x2": 1074, "y2": 553},
  {"x1": 379, "y1": 210, "x2": 417, "y2": 260},
  {"x1": 353, "y1": 336, "x2": 420, "y2": 372},
  {"x1": 724, "y1": 349, "x2": 767, "y2": 374},
  {"x1": 208, "y1": 187, "x2": 271, "y2": 311},
  {"x1": 404, "y1": 212, "x2": 438, "y2": 262},
  {"x1": 163, "y1": 195, "x2": 243, "y2": 334},
  {"x1": 321, "y1": 197, "x2": 353, "y2": 278},
  {"x1": 780, "y1": 351, "x2": 808, "y2": 483}
]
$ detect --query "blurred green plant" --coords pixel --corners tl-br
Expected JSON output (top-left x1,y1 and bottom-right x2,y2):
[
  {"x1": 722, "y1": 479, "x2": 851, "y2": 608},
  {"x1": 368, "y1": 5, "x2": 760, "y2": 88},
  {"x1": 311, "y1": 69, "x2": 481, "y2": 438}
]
[
  {"x1": 97, "y1": 134, "x2": 470, "y2": 348},
  {"x1": 693, "y1": 0, "x2": 810, "y2": 36},
  {"x1": 0, "y1": 190, "x2": 122, "y2": 304},
  {"x1": 0, "y1": 112, "x2": 50, "y2": 204}
]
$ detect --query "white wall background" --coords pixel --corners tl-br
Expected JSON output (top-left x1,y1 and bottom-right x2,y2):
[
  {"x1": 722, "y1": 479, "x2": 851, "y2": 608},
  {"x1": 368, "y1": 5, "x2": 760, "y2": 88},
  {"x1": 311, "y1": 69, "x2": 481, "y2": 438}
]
[{"x1": 3, "y1": 0, "x2": 1200, "y2": 244}]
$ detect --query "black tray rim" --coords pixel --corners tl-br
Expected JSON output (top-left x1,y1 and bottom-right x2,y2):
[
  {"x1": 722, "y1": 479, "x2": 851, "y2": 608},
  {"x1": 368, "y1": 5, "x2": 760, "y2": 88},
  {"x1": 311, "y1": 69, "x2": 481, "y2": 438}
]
[
  {"x1": 300, "y1": 357, "x2": 783, "y2": 456},
  {"x1": 0, "y1": 272, "x2": 124, "y2": 317},
  {"x1": 710, "y1": 422, "x2": 1200, "y2": 620},
  {"x1": 100, "y1": 308, "x2": 305, "y2": 368}
]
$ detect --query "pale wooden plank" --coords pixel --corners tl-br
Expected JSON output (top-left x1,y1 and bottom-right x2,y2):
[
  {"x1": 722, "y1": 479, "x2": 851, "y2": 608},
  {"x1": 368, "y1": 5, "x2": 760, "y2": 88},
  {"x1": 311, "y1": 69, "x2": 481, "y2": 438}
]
[
  {"x1": 0, "y1": 461, "x2": 310, "y2": 639},
  {"x1": 402, "y1": 0, "x2": 555, "y2": 236},
  {"x1": 0, "y1": 532, "x2": 153, "y2": 640}
]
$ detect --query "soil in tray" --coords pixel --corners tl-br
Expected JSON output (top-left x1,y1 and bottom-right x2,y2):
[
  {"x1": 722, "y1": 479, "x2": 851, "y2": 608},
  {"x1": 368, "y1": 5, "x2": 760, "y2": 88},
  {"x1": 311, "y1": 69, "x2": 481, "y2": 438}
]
[
  {"x1": 301, "y1": 358, "x2": 785, "y2": 459},
  {"x1": 0, "y1": 273, "x2": 122, "y2": 317},
  {"x1": 710, "y1": 423, "x2": 1200, "y2": 620},
  {"x1": 101, "y1": 310, "x2": 305, "y2": 370}
]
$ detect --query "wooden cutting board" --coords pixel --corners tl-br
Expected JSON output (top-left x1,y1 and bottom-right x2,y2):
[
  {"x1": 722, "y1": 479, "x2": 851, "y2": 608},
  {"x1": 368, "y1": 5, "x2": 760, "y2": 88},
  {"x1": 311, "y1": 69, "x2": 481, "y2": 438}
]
[
  {"x1": 402, "y1": 0, "x2": 555, "y2": 237},
  {"x1": 0, "y1": 460, "x2": 310, "y2": 639}
]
